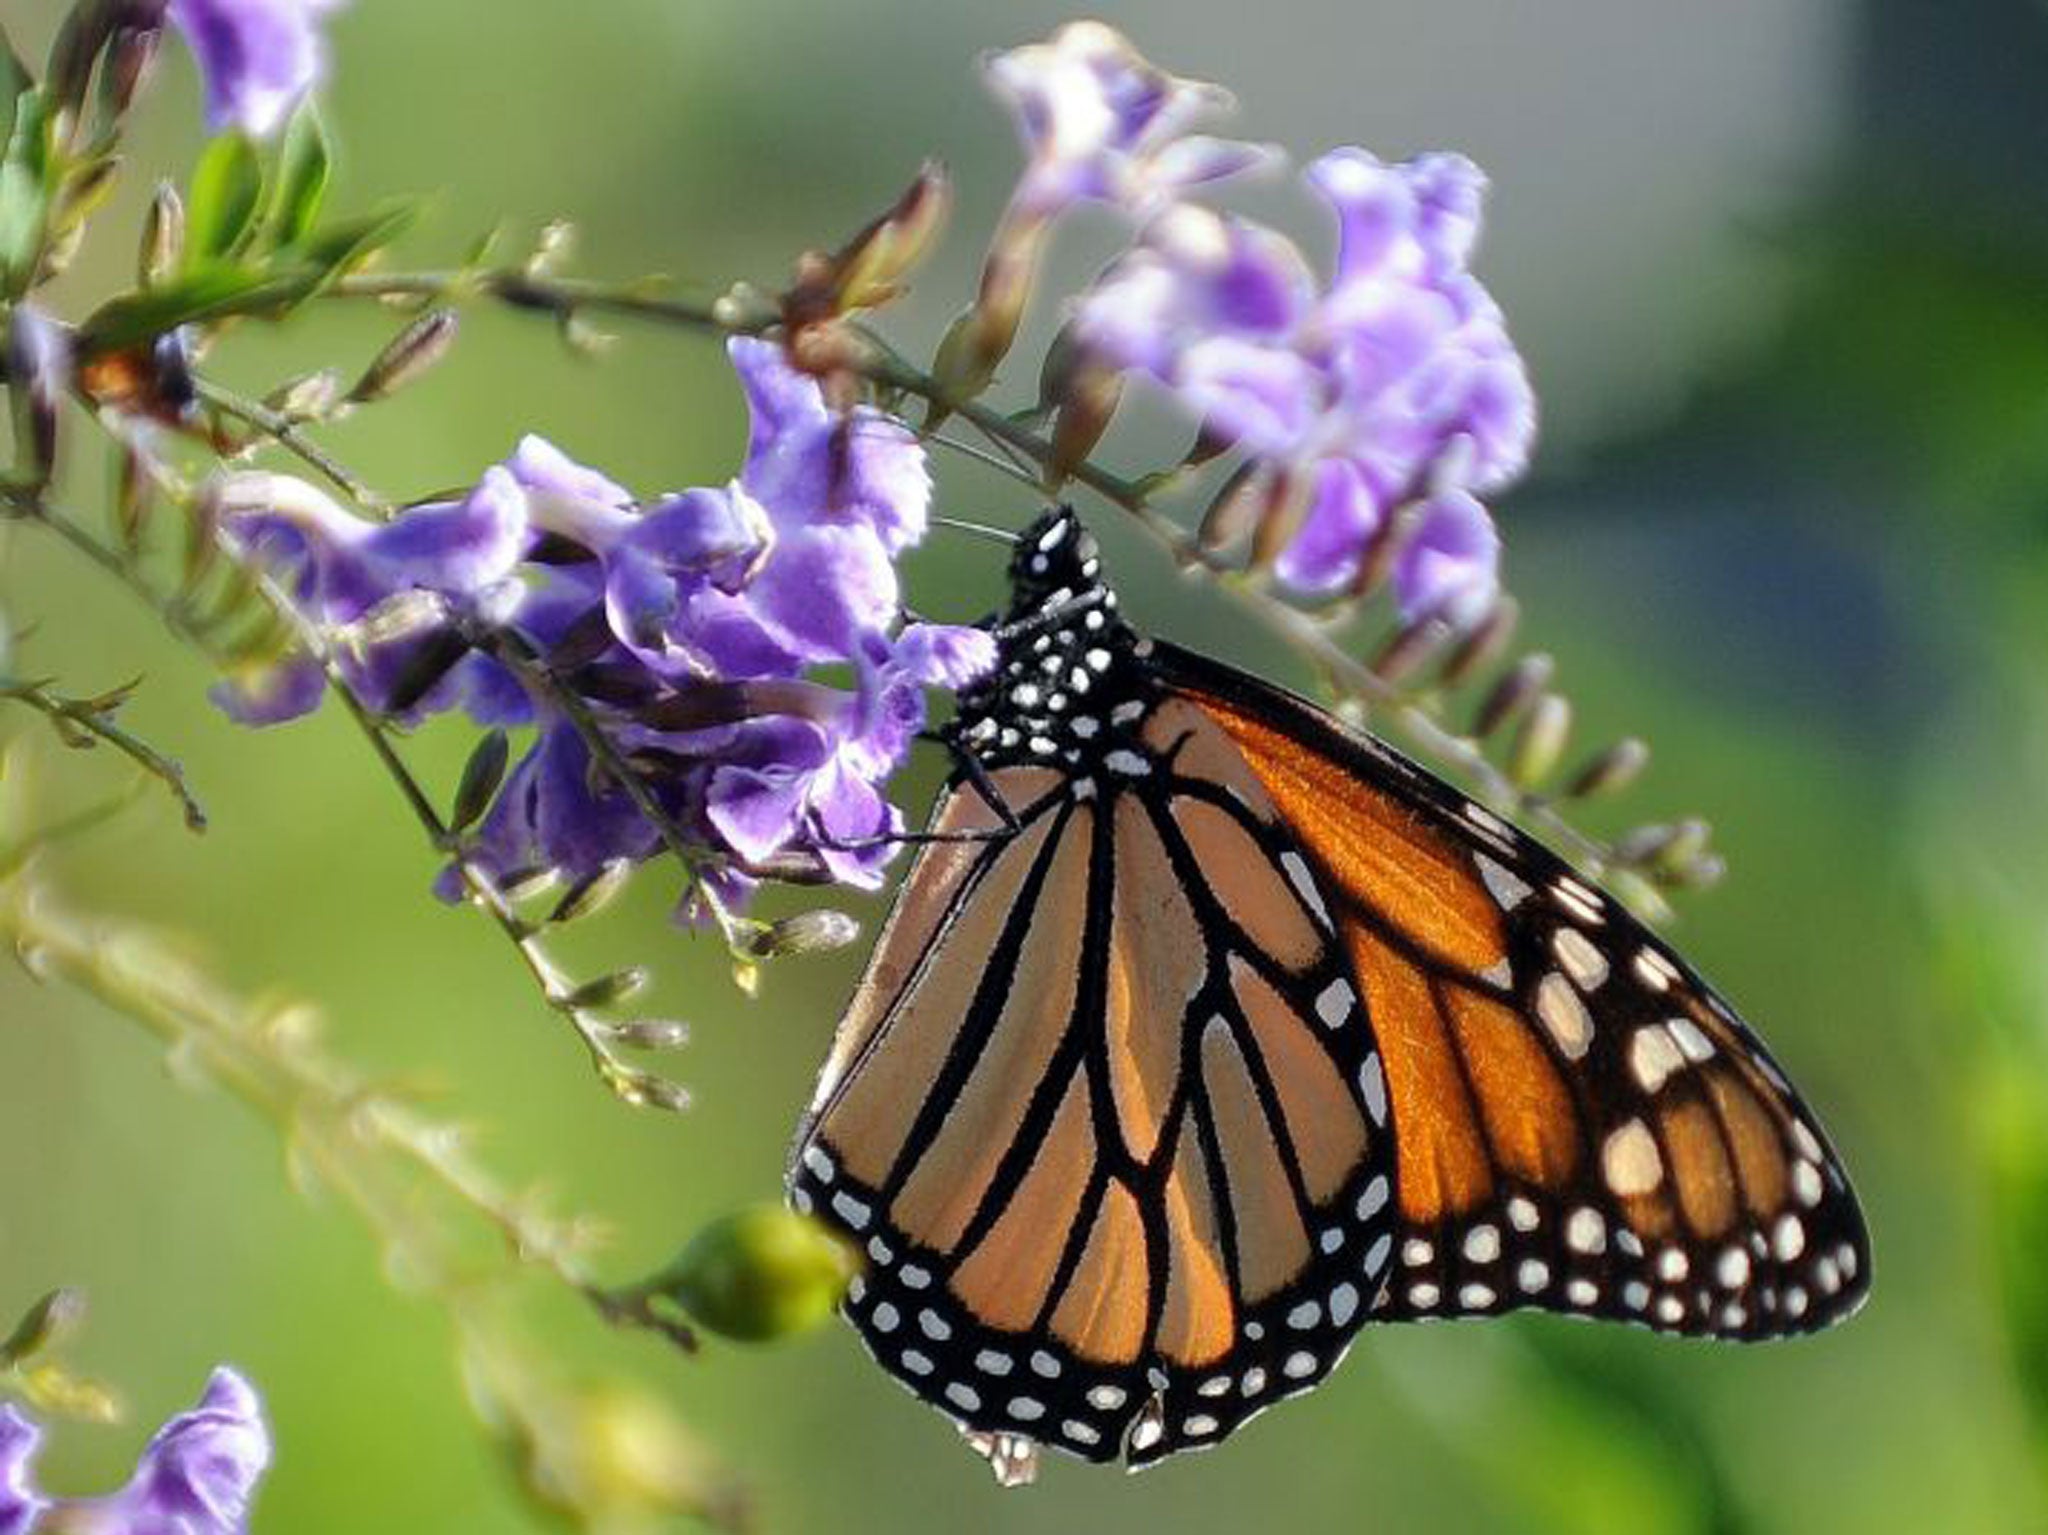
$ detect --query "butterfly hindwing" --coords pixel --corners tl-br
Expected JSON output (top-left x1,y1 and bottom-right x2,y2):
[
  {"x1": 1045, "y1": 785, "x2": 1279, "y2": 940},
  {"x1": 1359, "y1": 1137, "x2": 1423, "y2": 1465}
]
[{"x1": 1156, "y1": 639, "x2": 1872, "y2": 1340}]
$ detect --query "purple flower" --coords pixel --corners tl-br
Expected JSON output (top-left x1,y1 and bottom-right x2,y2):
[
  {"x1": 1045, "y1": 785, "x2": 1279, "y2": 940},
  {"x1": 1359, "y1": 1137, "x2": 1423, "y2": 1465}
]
[
  {"x1": 1, "y1": 1368, "x2": 271, "y2": 1534},
  {"x1": 169, "y1": 0, "x2": 345, "y2": 137},
  {"x1": 986, "y1": 21, "x2": 1277, "y2": 221},
  {"x1": 1073, "y1": 147, "x2": 1534, "y2": 622},
  {"x1": 730, "y1": 338, "x2": 930, "y2": 553},
  {"x1": 218, "y1": 344, "x2": 991, "y2": 906},
  {"x1": 210, "y1": 469, "x2": 529, "y2": 725}
]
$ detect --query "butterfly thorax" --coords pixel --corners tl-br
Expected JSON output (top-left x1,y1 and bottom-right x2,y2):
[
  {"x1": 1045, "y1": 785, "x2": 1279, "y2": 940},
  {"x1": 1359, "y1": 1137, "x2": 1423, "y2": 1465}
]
[{"x1": 947, "y1": 507, "x2": 1157, "y2": 777}]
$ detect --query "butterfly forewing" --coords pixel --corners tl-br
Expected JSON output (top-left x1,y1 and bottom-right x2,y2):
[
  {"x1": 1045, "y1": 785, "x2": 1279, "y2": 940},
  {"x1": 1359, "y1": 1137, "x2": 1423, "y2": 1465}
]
[
  {"x1": 1159, "y1": 640, "x2": 1872, "y2": 1340},
  {"x1": 791, "y1": 663, "x2": 1400, "y2": 1466}
]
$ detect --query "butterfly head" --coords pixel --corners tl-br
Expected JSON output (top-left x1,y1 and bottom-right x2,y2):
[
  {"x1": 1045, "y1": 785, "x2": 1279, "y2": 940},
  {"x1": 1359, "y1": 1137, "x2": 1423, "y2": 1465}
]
[
  {"x1": 946, "y1": 507, "x2": 1149, "y2": 769},
  {"x1": 1004, "y1": 506, "x2": 1107, "y2": 618}
]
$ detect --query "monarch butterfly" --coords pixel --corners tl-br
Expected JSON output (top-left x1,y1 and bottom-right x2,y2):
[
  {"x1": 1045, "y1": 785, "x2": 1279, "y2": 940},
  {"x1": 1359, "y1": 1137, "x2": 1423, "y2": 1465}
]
[{"x1": 788, "y1": 506, "x2": 1869, "y2": 1481}]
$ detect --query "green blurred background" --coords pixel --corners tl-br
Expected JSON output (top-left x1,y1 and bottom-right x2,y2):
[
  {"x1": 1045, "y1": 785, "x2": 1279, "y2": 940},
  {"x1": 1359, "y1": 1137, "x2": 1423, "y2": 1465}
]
[{"x1": 5, "y1": 1, "x2": 2048, "y2": 1530}]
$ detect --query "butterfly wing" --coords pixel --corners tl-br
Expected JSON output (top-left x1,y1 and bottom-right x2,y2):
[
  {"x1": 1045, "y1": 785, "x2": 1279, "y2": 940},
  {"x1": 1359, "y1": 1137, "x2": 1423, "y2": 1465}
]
[
  {"x1": 1153, "y1": 639, "x2": 1872, "y2": 1340},
  {"x1": 789, "y1": 702, "x2": 1404, "y2": 1467}
]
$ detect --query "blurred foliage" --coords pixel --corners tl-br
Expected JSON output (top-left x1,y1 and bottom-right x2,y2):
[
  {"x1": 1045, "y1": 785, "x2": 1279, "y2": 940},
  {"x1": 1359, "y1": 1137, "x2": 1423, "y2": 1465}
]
[{"x1": 3, "y1": 1, "x2": 2048, "y2": 1532}]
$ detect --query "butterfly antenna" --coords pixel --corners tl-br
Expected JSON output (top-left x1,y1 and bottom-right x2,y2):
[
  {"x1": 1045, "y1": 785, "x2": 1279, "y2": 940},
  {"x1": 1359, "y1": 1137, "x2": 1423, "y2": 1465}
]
[{"x1": 930, "y1": 513, "x2": 1020, "y2": 547}]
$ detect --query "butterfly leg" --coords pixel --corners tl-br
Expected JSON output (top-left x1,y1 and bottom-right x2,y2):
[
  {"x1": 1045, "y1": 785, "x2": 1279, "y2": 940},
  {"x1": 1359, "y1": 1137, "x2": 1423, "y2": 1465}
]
[{"x1": 809, "y1": 733, "x2": 1028, "y2": 852}]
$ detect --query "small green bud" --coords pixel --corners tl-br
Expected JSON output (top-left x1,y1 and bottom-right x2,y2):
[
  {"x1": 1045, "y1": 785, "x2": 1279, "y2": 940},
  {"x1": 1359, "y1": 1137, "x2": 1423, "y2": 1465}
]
[
  {"x1": 563, "y1": 967, "x2": 649, "y2": 1011},
  {"x1": 656, "y1": 1206, "x2": 859, "y2": 1342},
  {"x1": 450, "y1": 728, "x2": 510, "y2": 834},
  {"x1": 1, "y1": 1287, "x2": 86, "y2": 1367},
  {"x1": 548, "y1": 859, "x2": 632, "y2": 925},
  {"x1": 1508, "y1": 692, "x2": 1572, "y2": 789}
]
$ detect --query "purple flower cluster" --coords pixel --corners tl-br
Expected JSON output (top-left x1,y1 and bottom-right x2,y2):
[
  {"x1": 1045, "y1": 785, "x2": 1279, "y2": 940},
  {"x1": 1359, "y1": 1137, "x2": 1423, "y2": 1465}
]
[
  {"x1": 1, "y1": 1368, "x2": 271, "y2": 1534},
  {"x1": 993, "y1": 24, "x2": 1535, "y2": 626},
  {"x1": 169, "y1": 0, "x2": 344, "y2": 137},
  {"x1": 216, "y1": 340, "x2": 991, "y2": 900}
]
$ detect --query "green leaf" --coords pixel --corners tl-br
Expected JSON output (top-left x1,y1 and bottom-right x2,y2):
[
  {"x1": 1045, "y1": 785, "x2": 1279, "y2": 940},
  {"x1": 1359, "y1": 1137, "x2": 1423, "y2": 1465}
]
[
  {"x1": 79, "y1": 263, "x2": 321, "y2": 353},
  {"x1": 296, "y1": 200, "x2": 418, "y2": 282},
  {"x1": 266, "y1": 101, "x2": 331, "y2": 249},
  {"x1": 0, "y1": 24, "x2": 31, "y2": 149},
  {"x1": 184, "y1": 132, "x2": 263, "y2": 265},
  {"x1": 0, "y1": 87, "x2": 51, "y2": 292}
]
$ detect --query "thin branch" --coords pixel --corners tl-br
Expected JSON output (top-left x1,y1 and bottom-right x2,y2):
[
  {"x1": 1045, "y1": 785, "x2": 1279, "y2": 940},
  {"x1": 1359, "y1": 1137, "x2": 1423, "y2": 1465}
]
[
  {"x1": 0, "y1": 675, "x2": 207, "y2": 831},
  {"x1": 0, "y1": 867, "x2": 666, "y2": 1340},
  {"x1": 194, "y1": 377, "x2": 385, "y2": 511},
  {"x1": 320, "y1": 268, "x2": 1642, "y2": 884}
]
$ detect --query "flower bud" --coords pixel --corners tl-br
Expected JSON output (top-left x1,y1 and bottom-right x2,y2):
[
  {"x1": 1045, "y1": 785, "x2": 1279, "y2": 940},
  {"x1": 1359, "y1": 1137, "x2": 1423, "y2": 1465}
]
[
  {"x1": 348, "y1": 309, "x2": 459, "y2": 403},
  {"x1": 0, "y1": 1288, "x2": 86, "y2": 1367},
  {"x1": 563, "y1": 967, "x2": 650, "y2": 1011},
  {"x1": 825, "y1": 161, "x2": 951, "y2": 315},
  {"x1": 1508, "y1": 692, "x2": 1571, "y2": 789},
  {"x1": 1045, "y1": 360, "x2": 1122, "y2": 489},
  {"x1": 606, "y1": 1018, "x2": 691, "y2": 1051},
  {"x1": 654, "y1": 1206, "x2": 859, "y2": 1342},
  {"x1": 450, "y1": 728, "x2": 510, "y2": 834},
  {"x1": 1563, "y1": 737, "x2": 1649, "y2": 800},
  {"x1": 1370, "y1": 613, "x2": 1457, "y2": 687},
  {"x1": 7, "y1": 306, "x2": 71, "y2": 488},
  {"x1": 1437, "y1": 596, "x2": 1519, "y2": 689},
  {"x1": 548, "y1": 860, "x2": 632, "y2": 926},
  {"x1": 139, "y1": 182, "x2": 184, "y2": 284},
  {"x1": 1473, "y1": 652, "x2": 1553, "y2": 738},
  {"x1": 746, "y1": 909, "x2": 860, "y2": 958}
]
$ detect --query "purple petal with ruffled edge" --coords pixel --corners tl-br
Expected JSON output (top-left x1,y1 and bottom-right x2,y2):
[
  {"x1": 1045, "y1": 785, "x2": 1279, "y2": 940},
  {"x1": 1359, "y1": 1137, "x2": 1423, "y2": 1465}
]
[
  {"x1": 105, "y1": 1366, "x2": 270, "y2": 1534},
  {"x1": 355, "y1": 468, "x2": 530, "y2": 604},
  {"x1": 1276, "y1": 456, "x2": 1384, "y2": 592},
  {"x1": 0, "y1": 1408, "x2": 48, "y2": 1535},
  {"x1": 729, "y1": 338, "x2": 931, "y2": 553},
  {"x1": 892, "y1": 623, "x2": 997, "y2": 688},
  {"x1": 2, "y1": 1369, "x2": 271, "y2": 1535},
  {"x1": 209, "y1": 653, "x2": 328, "y2": 725},
  {"x1": 169, "y1": 0, "x2": 345, "y2": 138},
  {"x1": 1393, "y1": 487, "x2": 1499, "y2": 624},
  {"x1": 745, "y1": 524, "x2": 900, "y2": 664},
  {"x1": 505, "y1": 434, "x2": 633, "y2": 513}
]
